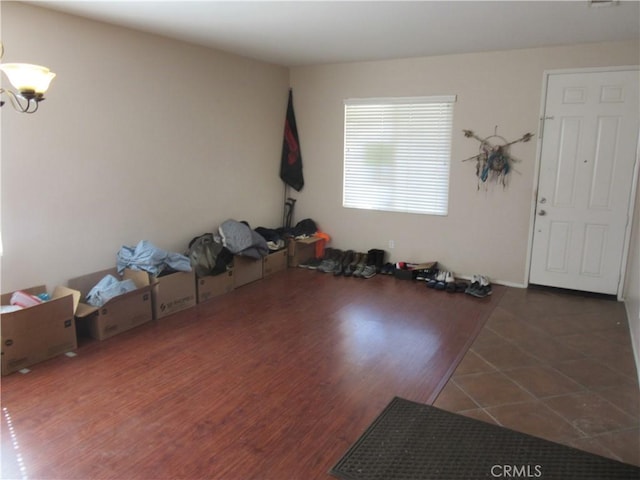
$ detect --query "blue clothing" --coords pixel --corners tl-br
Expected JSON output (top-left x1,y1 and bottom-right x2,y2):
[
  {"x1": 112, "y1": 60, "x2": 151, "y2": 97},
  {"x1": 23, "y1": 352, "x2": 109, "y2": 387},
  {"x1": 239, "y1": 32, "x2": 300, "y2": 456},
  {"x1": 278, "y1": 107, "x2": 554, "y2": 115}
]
[
  {"x1": 117, "y1": 240, "x2": 192, "y2": 276},
  {"x1": 86, "y1": 274, "x2": 137, "y2": 307}
]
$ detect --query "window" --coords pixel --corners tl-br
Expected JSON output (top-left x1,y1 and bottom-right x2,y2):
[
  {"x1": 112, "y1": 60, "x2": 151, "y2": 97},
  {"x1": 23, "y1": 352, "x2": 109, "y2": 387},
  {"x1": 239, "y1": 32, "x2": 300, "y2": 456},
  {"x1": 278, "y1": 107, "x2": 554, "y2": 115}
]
[{"x1": 343, "y1": 95, "x2": 456, "y2": 215}]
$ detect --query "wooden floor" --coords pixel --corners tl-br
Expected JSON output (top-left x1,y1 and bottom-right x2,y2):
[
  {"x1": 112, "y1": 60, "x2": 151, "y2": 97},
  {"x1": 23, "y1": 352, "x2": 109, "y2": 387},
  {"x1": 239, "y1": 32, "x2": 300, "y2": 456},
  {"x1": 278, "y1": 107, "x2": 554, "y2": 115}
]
[{"x1": 1, "y1": 269, "x2": 504, "y2": 480}]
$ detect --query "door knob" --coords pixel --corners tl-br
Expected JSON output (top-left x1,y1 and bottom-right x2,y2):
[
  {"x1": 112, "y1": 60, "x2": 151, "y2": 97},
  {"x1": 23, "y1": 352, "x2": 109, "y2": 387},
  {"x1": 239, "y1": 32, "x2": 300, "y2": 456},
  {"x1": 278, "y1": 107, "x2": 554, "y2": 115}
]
[{"x1": 538, "y1": 210, "x2": 546, "y2": 216}]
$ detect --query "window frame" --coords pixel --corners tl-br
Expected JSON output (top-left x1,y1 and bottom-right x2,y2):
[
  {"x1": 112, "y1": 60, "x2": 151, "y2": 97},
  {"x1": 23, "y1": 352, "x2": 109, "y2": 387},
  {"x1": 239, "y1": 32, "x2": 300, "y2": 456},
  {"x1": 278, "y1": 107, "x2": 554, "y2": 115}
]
[{"x1": 343, "y1": 95, "x2": 456, "y2": 216}]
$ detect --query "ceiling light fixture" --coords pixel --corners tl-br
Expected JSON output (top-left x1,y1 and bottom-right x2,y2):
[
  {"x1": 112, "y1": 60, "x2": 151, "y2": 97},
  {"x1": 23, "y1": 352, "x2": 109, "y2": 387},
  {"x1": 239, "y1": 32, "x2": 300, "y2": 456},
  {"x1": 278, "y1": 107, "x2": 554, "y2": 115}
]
[{"x1": 0, "y1": 43, "x2": 56, "y2": 114}]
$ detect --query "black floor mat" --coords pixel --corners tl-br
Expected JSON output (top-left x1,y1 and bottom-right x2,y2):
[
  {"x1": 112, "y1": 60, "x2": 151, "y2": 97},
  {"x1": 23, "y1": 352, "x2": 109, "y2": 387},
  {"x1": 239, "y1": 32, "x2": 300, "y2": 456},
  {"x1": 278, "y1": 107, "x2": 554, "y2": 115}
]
[{"x1": 330, "y1": 397, "x2": 639, "y2": 480}]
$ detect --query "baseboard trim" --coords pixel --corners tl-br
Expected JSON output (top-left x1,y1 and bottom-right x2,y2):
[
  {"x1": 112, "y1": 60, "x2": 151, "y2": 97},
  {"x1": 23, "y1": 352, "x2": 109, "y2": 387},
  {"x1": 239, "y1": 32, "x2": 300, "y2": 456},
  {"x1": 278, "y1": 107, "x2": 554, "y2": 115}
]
[
  {"x1": 623, "y1": 301, "x2": 640, "y2": 386},
  {"x1": 455, "y1": 275, "x2": 525, "y2": 289}
]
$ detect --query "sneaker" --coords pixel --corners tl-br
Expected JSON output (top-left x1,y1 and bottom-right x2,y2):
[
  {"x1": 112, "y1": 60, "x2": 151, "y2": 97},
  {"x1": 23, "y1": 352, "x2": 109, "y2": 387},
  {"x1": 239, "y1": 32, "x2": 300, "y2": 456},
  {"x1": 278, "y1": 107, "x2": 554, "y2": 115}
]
[
  {"x1": 306, "y1": 258, "x2": 323, "y2": 270},
  {"x1": 308, "y1": 247, "x2": 333, "y2": 270},
  {"x1": 333, "y1": 250, "x2": 354, "y2": 276},
  {"x1": 361, "y1": 262, "x2": 377, "y2": 279},
  {"x1": 298, "y1": 258, "x2": 313, "y2": 268},
  {"x1": 476, "y1": 276, "x2": 493, "y2": 297},
  {"x1": 318, "y1": 249, "x2": 341, "y2": 273},
  {"x1": 299, "y1": 255, "x2": 322, "y2": 269},
  {"x1": 466, "y1": 275, "x2": 492, "y2": 297},
  {"x1": 426, "y1": 269, "x2": 441, "y2": 288},
  {"x1": 465, "y1": 274, "x2": 480, "y2": 295},
  {"x1": 415, "y1": 269, "x2": 428, "y2": 281},
  {"x1": 352, "y1": 254, "x2": 369, "y2": 278},
  {"x1": 381, "y1": 262, "x2": 395, "y2": 275},
  {"x1": 433, "y1": 271, "x2": 448, "y2": 290},
  {"x1": 344, "y1": 252, "x2": 362, "y2": 277},
  {"x1": 445, "y1": 272, "x2": 457, "y2": 293}
]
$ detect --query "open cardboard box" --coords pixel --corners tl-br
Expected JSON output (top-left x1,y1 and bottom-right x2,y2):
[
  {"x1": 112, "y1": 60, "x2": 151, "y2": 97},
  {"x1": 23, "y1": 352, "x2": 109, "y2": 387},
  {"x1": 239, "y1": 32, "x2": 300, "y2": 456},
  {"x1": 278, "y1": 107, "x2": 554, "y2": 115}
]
[
  {"x1": 68, "y1": 268, "x2": 152, "y2": 341},
  {"x1": 196, "y1": 270, "x2": 234, "y2": 304},
  {"x1": 263, "y1": 249, "x2": 287, "y2": 277},
  {"x1": 1, "y1": 285, "x2": 80, "y2": 376},
  {"x1": 233, "y1": 255, "x2": 263, "y2": 288},
  {"x1": 287, "y1": 237, "x2": 321, "y2": 267},
  {"x1": 394, "y1": 262, "x2": 438, "y2": 280},
  {"x1": 148, "y1": 270, "x2": 196, "y2": 320}
]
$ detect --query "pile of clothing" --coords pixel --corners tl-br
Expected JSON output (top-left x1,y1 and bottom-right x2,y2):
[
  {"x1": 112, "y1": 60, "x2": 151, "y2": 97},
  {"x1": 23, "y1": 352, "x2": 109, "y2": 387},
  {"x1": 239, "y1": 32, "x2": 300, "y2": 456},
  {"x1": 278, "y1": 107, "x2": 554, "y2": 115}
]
[
  {"x1": 117, "y1": 240, "x2": 191, "y2": 276},
  {"x1": 218, "y1": 220, "x2": 270, "y2": 259},
  {"x1": 86, "y1": 240, "x2": 192, "y2": 307},
  {"x1": 86, "y1": 274, "x2": 138, "y2": 307}
]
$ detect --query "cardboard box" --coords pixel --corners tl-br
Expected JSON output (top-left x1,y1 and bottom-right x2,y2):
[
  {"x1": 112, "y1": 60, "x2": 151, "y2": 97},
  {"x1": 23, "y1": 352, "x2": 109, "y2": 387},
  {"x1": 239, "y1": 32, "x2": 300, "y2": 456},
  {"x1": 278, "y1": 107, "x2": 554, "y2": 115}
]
[
  {"x1": 149, "y1": 270, "x2": 196, "y2": 319},
  {"x1": 287, "y1": 237, "x2": 321, "y2": 267},
  {"x1": 196, "y1": 270, "x2": 234, "y2": 304},
  {"x1": 233, "y1": 255, "x2": 263, "y2": 288},
  {"x1": 1, "y1": 285, "x2": 80, "y2": 376},
  {"x1": 394, "y1": 262, "x2": 438, "y2": 280},
  {"x1": 68, "y1": 268, "x2": 152, "y2": 341},
  {"x1": 263, "y1": 249, "x2": 287, "y2": 277}
]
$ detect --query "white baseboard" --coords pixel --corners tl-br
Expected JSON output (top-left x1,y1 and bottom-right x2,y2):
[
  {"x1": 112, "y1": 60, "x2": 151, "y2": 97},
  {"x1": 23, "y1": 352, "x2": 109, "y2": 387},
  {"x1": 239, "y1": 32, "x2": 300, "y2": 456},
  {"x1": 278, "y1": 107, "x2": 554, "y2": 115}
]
[
  {"x1": 455, "y1": 275, "x2": 525, "y2": 289},
  {"x1": 624, "y1": 302, "x2": 640, "y2": 386}
]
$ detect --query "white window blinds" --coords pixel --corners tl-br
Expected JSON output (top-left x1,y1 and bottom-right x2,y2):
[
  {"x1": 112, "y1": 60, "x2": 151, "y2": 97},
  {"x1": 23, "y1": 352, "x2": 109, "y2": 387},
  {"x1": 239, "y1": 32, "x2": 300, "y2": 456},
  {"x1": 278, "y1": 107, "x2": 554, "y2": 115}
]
[{"x1": 343, "y1": 95, "x2": 455, "y2": 215}]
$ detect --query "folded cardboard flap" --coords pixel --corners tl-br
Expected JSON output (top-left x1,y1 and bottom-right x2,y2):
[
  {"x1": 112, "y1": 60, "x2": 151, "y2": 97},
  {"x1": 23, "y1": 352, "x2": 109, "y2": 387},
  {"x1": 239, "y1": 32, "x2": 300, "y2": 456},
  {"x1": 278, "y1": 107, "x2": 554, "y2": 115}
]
[
  {"x1": 1, "y1": 285, "x2": 81, "y2": 314},
  {"x1": 411, "y1": 262, "x2": 438, "y2": 270},
  {"x1": 68, "y1": 268, "x2": 150, "y2": 296},
  {"x1": 294, "y1": 237, "x2": 322, "y2": 245},
  {"x1": 125, "y1": 269, "x2": 154, "y2": 288},
  {"x1": 0, "y1": 285, "x2": 46, "y2": 307},
  {"x1": 52, "y1": 286, "x2": 81, "y2": 314},
  {"x1": 287, "y1": 237, "x2": 321, "y2": 267},
  {"x1": 75, "y1": 302, "x2": 99, "y2": 318}
]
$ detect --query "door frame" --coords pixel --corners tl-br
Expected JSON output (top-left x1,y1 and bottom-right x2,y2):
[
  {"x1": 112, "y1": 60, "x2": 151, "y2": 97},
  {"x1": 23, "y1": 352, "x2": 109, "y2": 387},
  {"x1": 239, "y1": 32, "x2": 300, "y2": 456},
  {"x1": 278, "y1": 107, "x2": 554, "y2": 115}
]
[{"x1": 525, "y1": 66, "x2": 640, "y2": 300}]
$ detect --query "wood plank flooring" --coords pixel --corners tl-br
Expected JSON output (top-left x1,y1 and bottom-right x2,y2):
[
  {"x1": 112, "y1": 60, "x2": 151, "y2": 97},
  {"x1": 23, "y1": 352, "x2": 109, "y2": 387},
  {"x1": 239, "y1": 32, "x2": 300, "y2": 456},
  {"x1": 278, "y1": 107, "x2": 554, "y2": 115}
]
[{"x1": 1, "y1": 269, "x2": 504, "y2": 480}]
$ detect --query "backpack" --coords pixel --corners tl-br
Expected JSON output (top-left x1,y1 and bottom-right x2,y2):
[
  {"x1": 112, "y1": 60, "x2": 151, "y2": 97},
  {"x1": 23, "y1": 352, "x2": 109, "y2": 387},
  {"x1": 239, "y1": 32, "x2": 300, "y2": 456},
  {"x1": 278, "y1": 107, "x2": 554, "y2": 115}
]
[
  {"x1": 188, "y1": 233, "x2": 232, "y2": 277},
  {"x1": 290, "y1": 218, "x2": 317, "y2": 237}
]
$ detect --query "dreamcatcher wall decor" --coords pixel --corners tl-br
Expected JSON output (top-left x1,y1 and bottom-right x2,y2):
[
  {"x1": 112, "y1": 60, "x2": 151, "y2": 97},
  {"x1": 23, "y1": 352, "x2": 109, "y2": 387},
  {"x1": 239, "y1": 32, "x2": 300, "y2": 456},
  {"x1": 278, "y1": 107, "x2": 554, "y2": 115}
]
[{"x1": 462, "y1": 127, "x2": 534, "y2": 189}]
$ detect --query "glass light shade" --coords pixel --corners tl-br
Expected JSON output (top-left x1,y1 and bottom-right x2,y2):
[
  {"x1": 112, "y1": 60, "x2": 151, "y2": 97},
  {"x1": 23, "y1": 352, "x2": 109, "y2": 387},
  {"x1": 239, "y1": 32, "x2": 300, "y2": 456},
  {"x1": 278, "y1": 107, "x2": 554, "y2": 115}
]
[{"x1": 0, "y1": 63, "x2": 56, "y2": 94}]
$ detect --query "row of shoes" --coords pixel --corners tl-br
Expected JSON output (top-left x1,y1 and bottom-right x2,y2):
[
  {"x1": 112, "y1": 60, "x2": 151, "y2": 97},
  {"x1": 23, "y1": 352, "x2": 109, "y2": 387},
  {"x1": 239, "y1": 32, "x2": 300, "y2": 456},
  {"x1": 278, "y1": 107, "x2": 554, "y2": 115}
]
[
  {"x1": 465, "y1": 275, "x2": 492, "y2": 298},
  {"x1": 299, "y1": 248, "x2": 385, "y2": 279},
  {"x1": 425, "y1": 271, "x2": 468, "y2": 293},
  {"x1": 300, "y1": 251, "x2": 494, "y2": 297},
  {"x1": 423, "y1": 270, "x2": 493, "y2": 297}
]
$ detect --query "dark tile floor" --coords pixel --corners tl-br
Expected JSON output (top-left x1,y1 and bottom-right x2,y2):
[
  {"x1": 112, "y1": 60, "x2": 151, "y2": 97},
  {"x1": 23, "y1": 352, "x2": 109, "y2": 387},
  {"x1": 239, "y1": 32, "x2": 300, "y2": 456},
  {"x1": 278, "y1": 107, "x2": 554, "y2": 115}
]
[{"x1": 434, "y1": 286, "x2": 640, "y2": 466}]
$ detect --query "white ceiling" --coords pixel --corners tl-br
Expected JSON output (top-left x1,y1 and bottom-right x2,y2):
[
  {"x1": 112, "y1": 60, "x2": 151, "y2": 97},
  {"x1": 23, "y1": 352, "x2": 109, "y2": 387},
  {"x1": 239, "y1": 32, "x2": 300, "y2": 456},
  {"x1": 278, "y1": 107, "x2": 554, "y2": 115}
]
[{"x1": 28, "y1": 1, "x2": 640, "y2": 67}]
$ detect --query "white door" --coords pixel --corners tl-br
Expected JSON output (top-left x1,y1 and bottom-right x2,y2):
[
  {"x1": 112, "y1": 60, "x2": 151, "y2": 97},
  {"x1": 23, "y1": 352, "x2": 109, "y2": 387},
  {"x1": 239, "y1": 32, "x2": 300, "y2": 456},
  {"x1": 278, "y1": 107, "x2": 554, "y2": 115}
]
[{"x1": 530, "y1": 69, "x2": 639, "y2": 295}]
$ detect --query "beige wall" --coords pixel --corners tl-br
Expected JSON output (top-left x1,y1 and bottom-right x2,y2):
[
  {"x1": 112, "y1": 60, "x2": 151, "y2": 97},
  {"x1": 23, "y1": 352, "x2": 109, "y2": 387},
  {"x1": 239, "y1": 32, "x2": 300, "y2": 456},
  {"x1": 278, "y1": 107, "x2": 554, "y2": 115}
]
[
  {"x1": 1, "y1": 3, "x2": 289, "y2": 291},
  {"x1": 289, "y1": 41, "x2": 639, "y2": 286}
]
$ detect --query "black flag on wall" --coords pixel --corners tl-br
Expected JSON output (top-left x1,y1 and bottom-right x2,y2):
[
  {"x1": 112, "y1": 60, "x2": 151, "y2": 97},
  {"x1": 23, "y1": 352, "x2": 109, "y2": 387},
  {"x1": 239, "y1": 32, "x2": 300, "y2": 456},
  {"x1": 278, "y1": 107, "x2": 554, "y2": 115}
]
[{"x1": 280, "y1": 89, "x2": 304, "y2": 191}]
